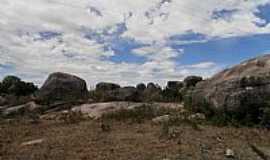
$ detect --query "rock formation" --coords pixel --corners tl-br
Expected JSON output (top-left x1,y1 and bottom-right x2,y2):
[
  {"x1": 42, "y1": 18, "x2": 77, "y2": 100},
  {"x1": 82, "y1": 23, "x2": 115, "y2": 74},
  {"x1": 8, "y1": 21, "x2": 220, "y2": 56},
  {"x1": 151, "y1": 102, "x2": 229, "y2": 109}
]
[
  {"x1": 190, "y1": 54, "x2": 270, "y2": 122},
  {"x1": 38, "y1": 72, "x2": 88, "y2": 103}
]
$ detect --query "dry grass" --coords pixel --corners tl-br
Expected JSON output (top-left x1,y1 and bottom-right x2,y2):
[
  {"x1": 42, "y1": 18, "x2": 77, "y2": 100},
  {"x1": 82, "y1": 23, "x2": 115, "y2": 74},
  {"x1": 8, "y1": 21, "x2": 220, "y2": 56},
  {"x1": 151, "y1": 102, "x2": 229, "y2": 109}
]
[{"x1": 1, "y1": 117, "x2": 270, "y2": 160}]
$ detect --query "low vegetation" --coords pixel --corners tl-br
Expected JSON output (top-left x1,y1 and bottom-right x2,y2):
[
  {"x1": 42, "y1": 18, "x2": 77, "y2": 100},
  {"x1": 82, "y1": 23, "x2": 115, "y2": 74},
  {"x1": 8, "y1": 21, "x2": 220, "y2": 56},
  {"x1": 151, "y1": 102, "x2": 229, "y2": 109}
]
[{"x1": 102, "y1": 104, "x2": 180, "y2": 123}]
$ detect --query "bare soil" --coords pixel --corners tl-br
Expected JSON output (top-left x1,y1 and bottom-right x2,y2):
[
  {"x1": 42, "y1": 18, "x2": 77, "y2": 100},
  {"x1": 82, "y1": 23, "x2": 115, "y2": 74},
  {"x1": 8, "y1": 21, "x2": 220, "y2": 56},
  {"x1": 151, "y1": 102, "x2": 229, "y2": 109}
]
[{"x1": 1, "y1": 118, "x2": 270, "y2": 160}]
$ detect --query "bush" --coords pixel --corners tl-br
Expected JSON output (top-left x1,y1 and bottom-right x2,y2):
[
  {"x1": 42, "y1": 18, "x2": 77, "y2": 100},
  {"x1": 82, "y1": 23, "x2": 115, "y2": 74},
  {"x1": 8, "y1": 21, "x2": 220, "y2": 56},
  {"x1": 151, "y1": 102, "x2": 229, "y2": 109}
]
[
  {"x1": 60, "y1": 111, "x2": 85, "y2": 124},
  {"x1": 161, "y1": 88, "x2": 182, "y2": 102},
  {"x1": 102, "y1": 104, "x2": 180, "y2": 123},
  {"x1": 0, "y1": 75, "x2": 38, "y2": 96},
  {"x1": 102, "y1": 105, "x2": 156, "y2": 123}
]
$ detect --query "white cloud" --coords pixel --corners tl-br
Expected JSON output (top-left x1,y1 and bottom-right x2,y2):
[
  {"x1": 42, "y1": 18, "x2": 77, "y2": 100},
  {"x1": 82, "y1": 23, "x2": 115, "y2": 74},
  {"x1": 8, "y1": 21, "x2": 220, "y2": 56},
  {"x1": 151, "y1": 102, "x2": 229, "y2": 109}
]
[
  {"x1": 0, "y1": 0, "x2": 270, "y2": 87},
  {"x1": 188, "y1": 62, "x2": 216, "y2": 69}
]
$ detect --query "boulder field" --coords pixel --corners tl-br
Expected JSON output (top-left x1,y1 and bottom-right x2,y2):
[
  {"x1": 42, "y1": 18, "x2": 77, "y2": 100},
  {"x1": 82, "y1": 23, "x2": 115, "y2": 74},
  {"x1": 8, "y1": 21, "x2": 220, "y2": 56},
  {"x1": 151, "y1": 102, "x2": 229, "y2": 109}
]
[{"x1": 2, "y1": 54, "x2": 270, "y2": 125}]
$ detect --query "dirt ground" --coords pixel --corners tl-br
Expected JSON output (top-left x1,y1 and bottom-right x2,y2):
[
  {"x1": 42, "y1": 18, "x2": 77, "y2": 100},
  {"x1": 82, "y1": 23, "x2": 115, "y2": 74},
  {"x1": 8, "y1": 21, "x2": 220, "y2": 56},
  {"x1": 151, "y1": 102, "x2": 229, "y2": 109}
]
[{"x1": 1, "y1": 118, "x2": 270, "y2": 160}]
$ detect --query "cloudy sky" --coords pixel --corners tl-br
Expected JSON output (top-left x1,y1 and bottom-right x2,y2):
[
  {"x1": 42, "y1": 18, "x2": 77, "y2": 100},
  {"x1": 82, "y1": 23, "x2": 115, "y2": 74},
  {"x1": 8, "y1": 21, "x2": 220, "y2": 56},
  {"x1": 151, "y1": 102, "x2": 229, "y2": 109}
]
[{"x1": 0, "y1": 0, "x2": 270, "y2": 87}]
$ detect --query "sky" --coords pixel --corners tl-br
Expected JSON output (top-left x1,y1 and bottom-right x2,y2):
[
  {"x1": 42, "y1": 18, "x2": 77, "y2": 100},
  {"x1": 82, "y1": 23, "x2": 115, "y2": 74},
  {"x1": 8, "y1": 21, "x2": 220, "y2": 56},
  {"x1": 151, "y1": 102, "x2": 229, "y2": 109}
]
[{"x1": 0, "y1": 0, "x2": 270, "y2": 87}]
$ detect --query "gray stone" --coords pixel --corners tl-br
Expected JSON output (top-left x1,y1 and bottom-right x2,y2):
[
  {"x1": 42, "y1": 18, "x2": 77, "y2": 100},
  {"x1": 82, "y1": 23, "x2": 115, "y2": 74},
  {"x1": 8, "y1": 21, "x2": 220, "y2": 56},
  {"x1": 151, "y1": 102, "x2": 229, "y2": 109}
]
[
  {"x1": 2, "y1": 101, "x2": 43, "y2": 117},
  {"x1": 136, "y1": 83, "x2": 146, "y2": 91},
  {"x1": 191, "y1": 55, "x2": 270, "y2": 121},
  {"x1": 38, "y1": 72, "x2": 88, "y2": 103},
  {"x1": 167, "y1": 81, "x2": 184, "y2": 90},
  {"x1": 225, "y1": 149, "x2": 235, "y2": 158},
  {"x1": 96, "y1": 82, "x2": 120, "y2": 92},
  {"x1": 184, "y1": 76, "x2": 203, "y2": 88},
  {"x1": 188, "y1": 113, "x2": 206, "y2": 121}
]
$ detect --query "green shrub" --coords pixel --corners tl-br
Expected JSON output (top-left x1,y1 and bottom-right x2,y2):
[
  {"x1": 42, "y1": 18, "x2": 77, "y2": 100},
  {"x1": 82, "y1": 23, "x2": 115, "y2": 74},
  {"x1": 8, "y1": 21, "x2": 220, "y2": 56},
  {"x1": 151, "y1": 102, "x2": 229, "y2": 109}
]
[
  {"x1": 102, "y1": 104, "x2": 180, "y2": 123},
  {"x1": 260, "y1": 106, "x2": 270, "y2": 128},
  {"x1": 102, "y1": 104, "x2": 156, "y2": 123},
  {"x1": 0, "y1": 75, "x2": 38, "y2": 96},
  {"x1": 61, "y1": 111, "x2": 85, "y2": 124},
  {"x1": 161, "y1": 88, "x2": 182, "y2": 102}
]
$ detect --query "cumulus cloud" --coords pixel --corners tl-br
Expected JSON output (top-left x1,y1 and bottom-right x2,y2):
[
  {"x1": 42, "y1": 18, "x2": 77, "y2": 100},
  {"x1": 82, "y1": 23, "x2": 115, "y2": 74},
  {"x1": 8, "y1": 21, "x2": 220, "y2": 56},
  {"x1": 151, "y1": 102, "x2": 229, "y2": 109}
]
[{"x1": 0, "y1": 0, "x2": 270, "y2": 87}]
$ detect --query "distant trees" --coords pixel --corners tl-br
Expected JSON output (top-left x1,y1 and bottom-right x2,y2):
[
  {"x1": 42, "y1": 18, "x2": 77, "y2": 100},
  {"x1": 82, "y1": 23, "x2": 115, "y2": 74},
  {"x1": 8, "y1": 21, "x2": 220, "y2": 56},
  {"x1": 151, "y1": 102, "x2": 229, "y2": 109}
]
[{"x1": 0, "y1": 75, "x2": 38, "y2": 96}]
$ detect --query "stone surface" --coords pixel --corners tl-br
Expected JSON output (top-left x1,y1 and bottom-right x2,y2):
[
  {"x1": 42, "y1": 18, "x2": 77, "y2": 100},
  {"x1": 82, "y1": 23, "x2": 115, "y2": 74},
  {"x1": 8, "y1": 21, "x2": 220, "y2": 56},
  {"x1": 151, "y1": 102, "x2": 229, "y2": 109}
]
[
  {"x1": 136, "y1": 83, "x2": 146, "y2": 91},
  {"x1": 167, "y1": 81, "x2": 184, "y2": 90},
  {"x1": 38, "y1": 72, "x2": 88, "y2": 103},
  {"x1": 2, "y1": 101, "x2": 43, "y2": 117},
  {"x1": 225, "y1": 149, "x2": 235, "y2": 158},
  {"x1": 188, "y1": 113, "x2": 206, "y2": 121},
  {"x1": 191, "y1": 55, "x2": 270, "y2": 121},
  {"x1": 72, "y1": 102, "x2": 183, "y2": 119},
  {"x1": 0, "y1": 96, "x2": 7, "y2": 106},
  {"x1": 111, "y1": 87, "x2": 139, "y2": 101},
  {"x1": 96, "y1": 82, "x2": 120, "y2": 92},
  {"x1": 184, "y1": 76, "x2": 203, "y2": 88},
  {"x1": 143, "y1": 83, "x2": 162, "y2": 102}
]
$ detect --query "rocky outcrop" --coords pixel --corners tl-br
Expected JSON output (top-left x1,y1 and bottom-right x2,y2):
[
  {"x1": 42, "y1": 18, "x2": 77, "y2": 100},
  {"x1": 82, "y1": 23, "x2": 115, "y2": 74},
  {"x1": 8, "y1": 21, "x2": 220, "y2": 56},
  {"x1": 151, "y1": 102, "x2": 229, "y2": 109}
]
[
  {"x1": 37, "y1": 72, "x2": 88, "y2": 103},
  {"x1": 92, "y1": 82, "x2": 163, "y2": 102},
  {"x1": 190, "y1": 55, "x2": 270, "y2": 122}
]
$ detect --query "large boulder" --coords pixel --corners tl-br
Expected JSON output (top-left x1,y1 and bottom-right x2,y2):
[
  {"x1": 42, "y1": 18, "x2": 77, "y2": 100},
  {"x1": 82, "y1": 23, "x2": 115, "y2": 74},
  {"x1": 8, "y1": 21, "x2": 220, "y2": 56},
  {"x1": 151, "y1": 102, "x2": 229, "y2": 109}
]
[
  {"x1": 94, "y1": 86, "x2": 139, "y2": 102},
  {"x1": 167, "y1": 81, "x2": 184, "y2": 90},
  {"x1": 136, "y1": 83, "x2": 146, "y2": 92},
  {"x1": 184, "y1": 76, "x2": 203, "y2": 88},
  {"x1": 112, "y1": 87, "x2": 139, "y2": 101},
  {"x1": 96, "y1": 82, "x2": 120, "y2": 92},
  {"x1": 190, "y1": 55, "x2": 270, "y2": 122},
  {"x1": 38, "y1": 72, "x2": 88, "y2": 103},
  {"x1": 92, "y1": 82, "x2": 120, "y2": 102},
  {"x1": 142, "y1": 83, "x2": 162, "y2": 102}
]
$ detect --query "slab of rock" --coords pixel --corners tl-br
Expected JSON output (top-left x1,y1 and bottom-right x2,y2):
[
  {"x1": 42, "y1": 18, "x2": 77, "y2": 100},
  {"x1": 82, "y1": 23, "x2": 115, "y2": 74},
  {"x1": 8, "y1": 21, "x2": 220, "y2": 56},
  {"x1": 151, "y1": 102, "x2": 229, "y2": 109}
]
[
  {"x1": 72, "y1": 102, "x2": 184, "y2": 119},
  {"x1": 2, "y1": 101, "x2": 43, "y2": 117},
  {"x1": 38, "y1": 72, "x2": 88, "y2": 103}
]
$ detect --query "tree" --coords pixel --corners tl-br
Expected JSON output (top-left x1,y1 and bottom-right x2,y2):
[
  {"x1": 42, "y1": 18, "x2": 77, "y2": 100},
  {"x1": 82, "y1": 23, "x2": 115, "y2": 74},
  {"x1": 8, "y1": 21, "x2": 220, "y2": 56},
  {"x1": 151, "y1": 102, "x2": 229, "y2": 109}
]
[{"x1": 0, "y1": 75, "x2": 38, "y2": 96}]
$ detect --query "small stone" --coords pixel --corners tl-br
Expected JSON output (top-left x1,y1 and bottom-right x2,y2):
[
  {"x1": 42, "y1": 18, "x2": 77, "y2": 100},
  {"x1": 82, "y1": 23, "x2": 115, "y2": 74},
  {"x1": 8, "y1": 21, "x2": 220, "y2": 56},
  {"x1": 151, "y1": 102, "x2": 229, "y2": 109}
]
[
  {"x1": 21, "y1": 139, "x2": 44, "y2": 146},
  {"x1": 188, "y1": 113, "x2": 206, "y2": 121},
  {"x1": 225, "y1": 149, "x2": 235, "y2": 158},
  {"x1": 152, "y1": 115, "x2": 170, "y2": 125}
]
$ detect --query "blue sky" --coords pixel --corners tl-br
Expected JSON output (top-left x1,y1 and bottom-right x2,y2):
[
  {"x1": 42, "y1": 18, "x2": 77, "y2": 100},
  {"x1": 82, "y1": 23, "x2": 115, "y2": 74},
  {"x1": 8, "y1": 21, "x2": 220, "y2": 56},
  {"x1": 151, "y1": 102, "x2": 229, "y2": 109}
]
[{"x1": 0, "y1": 0, "x2": 270, "y2": 87}]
